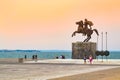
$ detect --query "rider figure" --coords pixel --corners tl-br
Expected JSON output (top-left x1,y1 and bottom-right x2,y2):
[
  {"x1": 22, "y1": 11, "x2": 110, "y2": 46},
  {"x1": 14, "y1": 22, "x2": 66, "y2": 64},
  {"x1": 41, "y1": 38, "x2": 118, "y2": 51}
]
[{"x1": 83, "y1": 19, "x2": 93, "y2": 35}]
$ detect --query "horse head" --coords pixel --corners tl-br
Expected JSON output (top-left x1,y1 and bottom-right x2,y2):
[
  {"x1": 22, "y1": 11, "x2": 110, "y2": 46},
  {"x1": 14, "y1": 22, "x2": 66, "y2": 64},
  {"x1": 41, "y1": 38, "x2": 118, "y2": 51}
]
[{"x1": 76, "y1": 20, "x2": 83, "y2": 26}]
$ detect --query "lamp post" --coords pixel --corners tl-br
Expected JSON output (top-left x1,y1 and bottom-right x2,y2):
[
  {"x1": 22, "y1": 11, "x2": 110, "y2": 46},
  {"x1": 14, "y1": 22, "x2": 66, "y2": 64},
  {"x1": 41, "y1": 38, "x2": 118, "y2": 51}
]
[
  {"x1": 105, "y1": 32, "x2": 110, "y2": 61},
  {"x1": 95, "y1": 35, "x2": 99, "y2": 61},
  {"x1": 106, "y1": 32, "x2": 107, "y2": 50},
  {"x1": 101, "y1": 32, "x2": 104, "y2": 62}
]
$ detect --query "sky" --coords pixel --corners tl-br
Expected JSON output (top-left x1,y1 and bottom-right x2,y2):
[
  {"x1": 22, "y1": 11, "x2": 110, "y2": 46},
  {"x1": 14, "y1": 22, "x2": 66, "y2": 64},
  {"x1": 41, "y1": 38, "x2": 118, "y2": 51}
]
[{"x1": 0, "y1": 0, "x2": 120, "y2": 50}]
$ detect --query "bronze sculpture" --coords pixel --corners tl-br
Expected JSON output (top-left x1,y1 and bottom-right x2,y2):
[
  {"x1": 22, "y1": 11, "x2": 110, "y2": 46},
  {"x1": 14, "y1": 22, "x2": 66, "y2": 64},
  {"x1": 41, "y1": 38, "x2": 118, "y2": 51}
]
[{"x1": 72, "y1": 19, "x2": 99, "y2": 42}]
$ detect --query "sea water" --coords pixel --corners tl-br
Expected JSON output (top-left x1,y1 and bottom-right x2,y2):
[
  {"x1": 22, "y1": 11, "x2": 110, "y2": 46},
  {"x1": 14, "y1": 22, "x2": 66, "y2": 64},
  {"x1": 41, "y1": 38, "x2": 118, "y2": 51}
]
[
  {"x1": 0, "y1": 50, "x2": 71, "y2": 59},
  {"x1": 0, "y1": 50, "x2": 120, "y2": 59}
]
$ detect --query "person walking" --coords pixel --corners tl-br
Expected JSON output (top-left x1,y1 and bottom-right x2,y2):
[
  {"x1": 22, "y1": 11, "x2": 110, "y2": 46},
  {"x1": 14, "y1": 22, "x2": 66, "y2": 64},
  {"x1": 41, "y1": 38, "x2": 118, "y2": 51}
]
[
  {"x1": 89, "y1": 55, "x2": 93, "y2": 64},
  {"x1": 83, "y1": 55, "x2": 87, "y2": 64}
]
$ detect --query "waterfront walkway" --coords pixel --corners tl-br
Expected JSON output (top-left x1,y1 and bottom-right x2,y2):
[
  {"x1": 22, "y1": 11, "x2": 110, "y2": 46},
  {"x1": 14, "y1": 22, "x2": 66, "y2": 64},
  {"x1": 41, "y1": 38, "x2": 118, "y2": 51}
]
[
  {"x1": 24, "y1": 59, "x2": 120, "y2": 65},
  {"x1": 0, "y1": 59, "x2": 120, "y2": 80}
]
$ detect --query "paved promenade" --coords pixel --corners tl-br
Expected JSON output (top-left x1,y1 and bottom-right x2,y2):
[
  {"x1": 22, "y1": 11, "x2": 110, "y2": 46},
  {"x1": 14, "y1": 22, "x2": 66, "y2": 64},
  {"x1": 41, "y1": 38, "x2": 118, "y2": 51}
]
[
  {"x1": 0, "y1": 59, "x2": 120, "y2": 80},
  {"x1": 24, "y1": 59, "x2": 120, "y2": 65}
]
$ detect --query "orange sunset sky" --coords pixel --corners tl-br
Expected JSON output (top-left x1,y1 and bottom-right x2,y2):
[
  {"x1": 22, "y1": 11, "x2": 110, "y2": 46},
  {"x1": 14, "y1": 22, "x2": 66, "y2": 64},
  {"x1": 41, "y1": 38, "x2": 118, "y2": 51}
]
[{"x1": 0, "y1": 0, "x2": 120, "y2": 50}]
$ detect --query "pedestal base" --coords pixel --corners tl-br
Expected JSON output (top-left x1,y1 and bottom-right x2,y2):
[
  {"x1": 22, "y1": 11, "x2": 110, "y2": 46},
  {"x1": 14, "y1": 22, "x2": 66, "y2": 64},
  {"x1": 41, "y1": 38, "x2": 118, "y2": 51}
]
[{"x1": 72, "y1": 42, "x2": 96, "y2": 59}]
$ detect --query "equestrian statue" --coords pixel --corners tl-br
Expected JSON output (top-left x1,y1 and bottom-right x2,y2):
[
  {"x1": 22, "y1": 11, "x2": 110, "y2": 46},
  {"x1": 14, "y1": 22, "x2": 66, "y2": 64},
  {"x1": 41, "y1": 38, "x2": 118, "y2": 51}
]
[{"x1": 72, "y1": 19, "x2": 99, "y2": 42}]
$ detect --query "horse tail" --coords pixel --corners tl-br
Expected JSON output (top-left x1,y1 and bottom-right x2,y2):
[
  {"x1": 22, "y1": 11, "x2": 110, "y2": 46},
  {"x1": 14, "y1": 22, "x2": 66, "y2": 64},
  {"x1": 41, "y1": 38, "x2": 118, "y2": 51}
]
[{"x1": 93, "y1": 29, "x2": 99, "y2": 36}]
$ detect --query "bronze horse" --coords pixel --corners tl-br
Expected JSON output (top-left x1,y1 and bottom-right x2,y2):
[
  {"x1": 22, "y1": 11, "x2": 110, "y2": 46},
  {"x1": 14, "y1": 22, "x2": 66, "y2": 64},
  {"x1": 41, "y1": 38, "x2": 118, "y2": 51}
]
[{"x1": 72, "y1": 21, "x2": 99, "y2": 42}]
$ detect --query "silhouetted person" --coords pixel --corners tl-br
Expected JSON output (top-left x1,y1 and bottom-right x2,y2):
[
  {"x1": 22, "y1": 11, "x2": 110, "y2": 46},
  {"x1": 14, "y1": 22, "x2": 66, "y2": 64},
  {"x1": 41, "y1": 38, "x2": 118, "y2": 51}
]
[
  {"x1": 89, "y1": 55, "x2": 93, "y2": 64},
  {"x1": 35, "y1": 55, "x2": 37, "y2": 60},
  {"x1": 56, "y1": 56, "x2": 58, "y2": 59},
  {"x1": 32, "y1": 55, "x2": 35, "y2": 60},
  {"x1": 83, "y1": 55, "x2": 87, "y2": 64},
  {"x1": 62, "y1": 55, "x2": 65, "y2": 59},
  {"x1": 24, "y1": 55, "x2": 27, "y2": 60}
]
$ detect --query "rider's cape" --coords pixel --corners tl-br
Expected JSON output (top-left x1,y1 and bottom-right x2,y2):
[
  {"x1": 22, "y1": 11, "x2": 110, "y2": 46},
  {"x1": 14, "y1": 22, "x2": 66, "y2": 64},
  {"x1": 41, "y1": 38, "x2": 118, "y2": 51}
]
[{"x1": 87, "y1": 21, "x2": 94, "y2": 26}]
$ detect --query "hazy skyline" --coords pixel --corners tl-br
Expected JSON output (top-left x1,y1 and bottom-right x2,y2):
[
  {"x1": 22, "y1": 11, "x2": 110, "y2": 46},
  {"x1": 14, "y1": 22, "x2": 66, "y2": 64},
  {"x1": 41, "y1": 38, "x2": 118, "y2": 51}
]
[{"x1": 0, "y1": 0, "x2": 120, "y2": 50}]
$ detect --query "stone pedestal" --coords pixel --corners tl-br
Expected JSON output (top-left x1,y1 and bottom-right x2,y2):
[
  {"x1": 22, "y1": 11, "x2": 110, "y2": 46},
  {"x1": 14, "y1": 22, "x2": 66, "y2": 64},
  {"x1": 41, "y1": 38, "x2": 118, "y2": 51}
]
[{"x1": 72, "y1": 42, "x2": 96, "y2": 59}]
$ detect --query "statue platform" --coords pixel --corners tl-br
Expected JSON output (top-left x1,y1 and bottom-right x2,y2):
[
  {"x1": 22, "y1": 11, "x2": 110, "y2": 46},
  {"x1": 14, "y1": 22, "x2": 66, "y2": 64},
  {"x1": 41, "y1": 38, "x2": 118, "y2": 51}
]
[{"x1": 72, "y1": 42, "x2": 96, "y2": 59}]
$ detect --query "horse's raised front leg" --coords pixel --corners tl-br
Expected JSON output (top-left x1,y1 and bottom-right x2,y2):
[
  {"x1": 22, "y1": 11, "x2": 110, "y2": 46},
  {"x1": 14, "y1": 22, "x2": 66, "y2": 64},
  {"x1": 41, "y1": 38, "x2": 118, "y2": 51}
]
[{"x1": 72, "y1": 31, "x2": 77, "y2": 37}]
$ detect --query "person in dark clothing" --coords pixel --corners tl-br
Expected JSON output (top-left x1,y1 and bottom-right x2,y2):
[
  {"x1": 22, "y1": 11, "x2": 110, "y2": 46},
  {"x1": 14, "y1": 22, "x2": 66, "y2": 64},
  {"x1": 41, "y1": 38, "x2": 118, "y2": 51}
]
[
  {"x1": 24, "y1": 55, "x2": 27, "y2": 60},
  {"x1": 83, "y1": 55, "x2": 87, "y2": 64}
]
